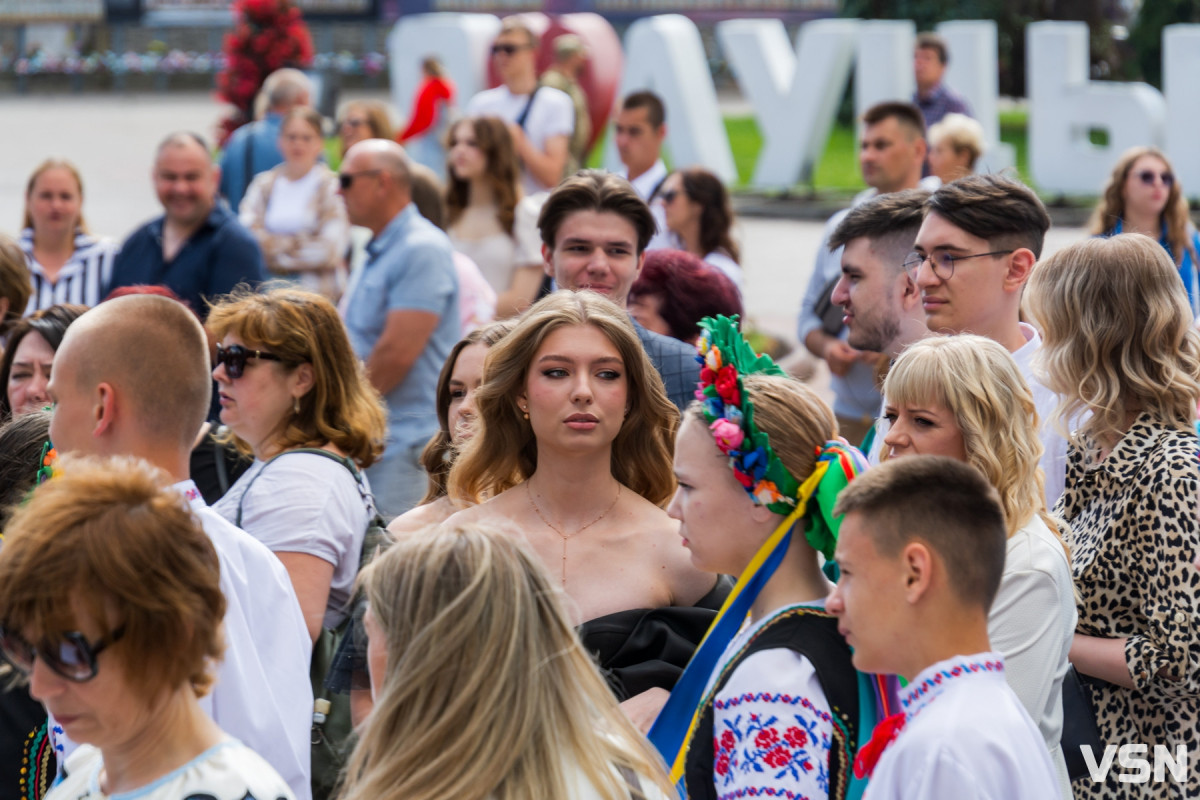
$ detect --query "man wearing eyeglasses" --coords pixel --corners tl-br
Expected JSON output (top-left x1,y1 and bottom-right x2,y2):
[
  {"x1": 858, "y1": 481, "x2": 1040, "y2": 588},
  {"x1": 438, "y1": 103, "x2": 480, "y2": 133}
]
[
  {"x1": 338, "y1": 138, "x2": 459, "y2": 518},
  {"x1": 908, "y1": 173, "x2": 1066, "y2": 504},
  {"x1": 466, "y1": 18, "x2": 575, "y2": 196}
]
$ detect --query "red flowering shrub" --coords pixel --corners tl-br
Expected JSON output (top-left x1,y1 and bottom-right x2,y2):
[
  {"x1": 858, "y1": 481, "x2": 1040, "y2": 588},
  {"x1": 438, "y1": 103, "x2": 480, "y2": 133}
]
[{"x1": 215, "y1": 0, "x2": 314, "y2": 146}]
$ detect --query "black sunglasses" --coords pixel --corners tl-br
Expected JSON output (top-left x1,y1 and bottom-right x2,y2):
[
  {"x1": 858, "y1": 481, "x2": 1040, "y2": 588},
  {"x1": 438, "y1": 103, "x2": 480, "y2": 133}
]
[
  {"x1": 338, "y1": 169, "x2": 382, "y2": 190},
  {"x1": 0, "y1": 624, "x2": 126, "y2": 683},
  {"x1": 1136, "y1": 169, "x2": 1174, "y2": 188},
  {"x1": 491, "y1": 43, "x2": 528, "y2": 56},
  {"x1": 215, "y1": 343, "x2": 283, "y2": 380}
]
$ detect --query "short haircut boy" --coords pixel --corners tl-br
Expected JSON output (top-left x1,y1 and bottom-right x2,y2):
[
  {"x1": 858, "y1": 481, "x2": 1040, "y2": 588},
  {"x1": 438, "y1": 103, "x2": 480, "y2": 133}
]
[
  {"x1": 915, "y1": 32, "x2": 949, "y2": 64},
  {"x1": 861, "y1": 101, "x2": 927, "y2": 140},
  {"x1": 924, "y1": 173, "x2": 1051, "y2": 259},
  {"x1": 537, "y1": 169, "x2": 656, "y2": 254},
  {"x1": 833, "y1": 455, "x2": 1007, "y2": 611},
  {"x1": 621, "y1": 91, "x2": 666, "y2": 130}
]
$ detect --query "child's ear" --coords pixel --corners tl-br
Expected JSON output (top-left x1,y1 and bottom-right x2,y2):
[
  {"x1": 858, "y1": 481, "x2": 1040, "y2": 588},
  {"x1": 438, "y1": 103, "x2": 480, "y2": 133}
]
[{"x1": 901, "y1": 541, "x2": 934, "y2": 604}]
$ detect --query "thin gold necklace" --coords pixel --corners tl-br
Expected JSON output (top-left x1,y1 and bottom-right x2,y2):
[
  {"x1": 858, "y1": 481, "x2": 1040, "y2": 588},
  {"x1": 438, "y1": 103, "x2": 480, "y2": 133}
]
[{"x1": 526, "y1": 481, "x2": 622, "y2": 587}]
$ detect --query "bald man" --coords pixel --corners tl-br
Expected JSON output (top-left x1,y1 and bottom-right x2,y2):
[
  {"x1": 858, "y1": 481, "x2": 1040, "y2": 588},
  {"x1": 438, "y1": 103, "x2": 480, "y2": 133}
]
[
  {"x1": 47, "y1": 295, "x2": 313, "y2": 800},
  {"x1": 338, "y1": 139, "x2": 459, "y2": 518}
]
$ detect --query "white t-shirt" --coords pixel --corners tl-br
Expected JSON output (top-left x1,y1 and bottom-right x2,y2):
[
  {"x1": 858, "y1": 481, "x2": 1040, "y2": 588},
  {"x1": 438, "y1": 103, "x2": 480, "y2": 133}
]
[
  {"x1": 449, "y1": 194, "x2": 545, "y2": 294},
  {"x1": 703, "y1": 250, "x2": 743, "y2": 293},
  {"x1": 990, "y1": 515, "x2": 1075, "y2": 797},
  {"x1": 213, "y1": 452, "x2": 370, "y2": 629},
  {"x1": 262, "y1": 166, "x2": 324, "y2": 234},
  {"x1": 704, "y1": 603, "x2": 833, "y2": 800},
  {"x1": 52, "y1": 739, "x2": 295, "y2": 800},
  {"x1": 466, "y1": 84, "x2": 575, "y2": 195}
]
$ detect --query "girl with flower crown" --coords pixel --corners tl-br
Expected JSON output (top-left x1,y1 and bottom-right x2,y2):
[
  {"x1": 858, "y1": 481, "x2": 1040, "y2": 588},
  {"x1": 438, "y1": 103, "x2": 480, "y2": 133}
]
[{"x1": 653, "y1": 317, "x2": 875, "y2": 800}]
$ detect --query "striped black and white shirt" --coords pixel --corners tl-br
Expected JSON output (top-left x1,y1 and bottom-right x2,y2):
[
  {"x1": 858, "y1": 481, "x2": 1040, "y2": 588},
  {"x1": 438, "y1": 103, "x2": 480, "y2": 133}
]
[{"x1": 20, "y1": 227, "x2": 119, "y2": 315}]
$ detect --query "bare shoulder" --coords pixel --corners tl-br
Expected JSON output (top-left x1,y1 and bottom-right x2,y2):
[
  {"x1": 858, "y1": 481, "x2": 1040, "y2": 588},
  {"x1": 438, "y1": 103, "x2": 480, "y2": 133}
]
[
  {"x1": 618, "y1": 490, "x2": 718, "y2": 607},
  {"x1": 443, "y1": 485, "x2": 526, "y2": 530},
  {"x1": 386, "y1": 497, "x2": 457, "y2": 537}
]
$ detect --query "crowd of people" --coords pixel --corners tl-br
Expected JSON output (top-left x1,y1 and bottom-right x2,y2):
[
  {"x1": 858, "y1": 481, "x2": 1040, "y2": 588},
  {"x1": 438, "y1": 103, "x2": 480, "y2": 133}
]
[{"x1": 0, "y1": 24, "x2": 1196, "y2": 800}]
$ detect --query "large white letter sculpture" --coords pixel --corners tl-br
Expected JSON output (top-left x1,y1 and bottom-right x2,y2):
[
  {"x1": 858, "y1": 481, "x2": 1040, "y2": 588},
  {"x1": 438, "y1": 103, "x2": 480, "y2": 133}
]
[
  {"x1": 854, "y1": 20, "x2": 916, "y2": 120},
  {"x1": 936, "y1": 20, "x2": 1013, "y2": 173},
  {"x1": 1164, "y1": 25, "x2": 1200, "y2": 196},
  {"x1": 387, "y1": 13, "x2": 500, "y2": 123},
  {"x1": 1028, "y1": 21, "x2": 1165, "y2": 195},
  {"x1": 601, "y1": 14, "x2": 736, "y2": 184},
  {"x1": 715, "y1": 18, "x2": 858, "y2": 189}
]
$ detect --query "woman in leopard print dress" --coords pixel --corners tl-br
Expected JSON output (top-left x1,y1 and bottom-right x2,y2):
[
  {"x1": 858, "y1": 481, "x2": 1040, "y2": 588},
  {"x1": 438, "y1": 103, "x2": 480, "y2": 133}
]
[{"x1": 1029, "y1": 233, "x2": 1200, "y2": 800}]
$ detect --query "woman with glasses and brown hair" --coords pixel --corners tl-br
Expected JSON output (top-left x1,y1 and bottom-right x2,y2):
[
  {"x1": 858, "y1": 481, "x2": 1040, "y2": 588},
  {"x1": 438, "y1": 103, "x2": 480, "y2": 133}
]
[
  {"x1": 0, "y1": 455, "x2": 294, "y2": 800},
  {"x1": 657, "y1": 166, "x2": 742, "y2": 293},
  {"x1": 207, "y1": 286, "x2": 387, "y2": 642},
  {"x1": 1088, "y1": 146, "x2": 1200, "y2": 316},
  {"x1": 337, "y1": 100, "x2": 395, "y2": 160}
]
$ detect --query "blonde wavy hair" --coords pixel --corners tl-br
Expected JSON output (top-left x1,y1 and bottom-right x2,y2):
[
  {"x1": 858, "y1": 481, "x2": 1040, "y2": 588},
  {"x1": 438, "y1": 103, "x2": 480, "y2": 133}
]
[
  {"x1": 338, "y1": 521, "x2": 674, "y2": 800},
  {"x1": 207, "y1": 285, "x2": 388, "y2": 467},
  {"x1": 1027, "y1": 234, "x2": 1200, "y2": 446},
  {"x1": 1087, "y1": 146, "x2": 1193, "y2": 266},
  {"x1": 448, "y1": 291, "x2": 679, "y2": 506},
  {"x1": 883, "y1": 335, "x2": 1058, "y2": 538}
]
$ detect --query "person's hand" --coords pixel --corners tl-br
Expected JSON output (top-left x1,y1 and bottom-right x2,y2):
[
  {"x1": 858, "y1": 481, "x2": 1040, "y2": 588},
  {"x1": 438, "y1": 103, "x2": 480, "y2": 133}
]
[
  {"x1": 824, "y1": 339, "x2": 862, "y2": 377},
  {"x1": 619, "y1": 687, "x2": 670, "y2": 735}
]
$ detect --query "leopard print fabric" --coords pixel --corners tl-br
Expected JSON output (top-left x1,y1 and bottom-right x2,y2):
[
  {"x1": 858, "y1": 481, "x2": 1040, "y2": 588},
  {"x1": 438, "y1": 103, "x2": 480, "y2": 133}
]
[{"x1": 1055, "y1": 414, "x2": 1200, "y2": 799}]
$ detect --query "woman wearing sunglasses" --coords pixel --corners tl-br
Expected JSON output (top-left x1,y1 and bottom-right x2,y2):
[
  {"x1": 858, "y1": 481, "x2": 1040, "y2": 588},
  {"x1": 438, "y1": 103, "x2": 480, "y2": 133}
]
[
  {"x1": 0, "y1": 457, "x2": 295, "y2": 800},
  {"x1": 208, "y1": 287, "x2": 387, "y2": 642},
  {"x1": 657, "y1": 167, "x2": 742, "y2": 293},
  {"x1": 1088, "y1": 146, "x2": 1200, "y2": 317}
]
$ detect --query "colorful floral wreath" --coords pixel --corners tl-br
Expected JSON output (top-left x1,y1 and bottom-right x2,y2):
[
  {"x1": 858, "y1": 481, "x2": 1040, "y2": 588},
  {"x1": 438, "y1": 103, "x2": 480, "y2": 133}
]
[
  {"x1": 36, "y1": 441, "x2": 58, "y2": 485},
  {"x1": 695, "y1": 316, "x2": 867, "y2": 564}
]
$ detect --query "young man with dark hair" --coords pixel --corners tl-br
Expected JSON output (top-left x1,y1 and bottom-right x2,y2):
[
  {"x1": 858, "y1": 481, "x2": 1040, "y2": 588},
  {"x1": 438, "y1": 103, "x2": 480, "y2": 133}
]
[
  {"x1": 827, "y1": 455, "x2": 1059, "y2": 798},
  {"x1": 909, "y1": 173, "x2": 1065, "y2": 502},
  {"x1": 913, "y1": 32, "x2": 972, "y2": 127},
  {"x1": 615, "y1": 90, "x2": 673, "y2": 250},
  {"x1": 537, "y1": 169, "x2": 698, "y2": 408},
  {"x1": 798, "y1": 101, "x2": 932, "y2": 444}
]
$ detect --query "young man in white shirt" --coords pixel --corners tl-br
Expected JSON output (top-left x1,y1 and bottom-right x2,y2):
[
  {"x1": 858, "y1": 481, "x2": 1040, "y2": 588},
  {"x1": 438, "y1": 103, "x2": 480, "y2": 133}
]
[
  {"x1": 827, "y1": 456, "x2": 1061, "y2": 799},
  {"x1": 615, "y1": 90, "x2": 675, "y2": 252},
  {"x1": 466, "y1": 19, "x2": 574, "y2": 196},
  {"x1": 909, "y1": 174, "x2": 1066, "y2": 505}
]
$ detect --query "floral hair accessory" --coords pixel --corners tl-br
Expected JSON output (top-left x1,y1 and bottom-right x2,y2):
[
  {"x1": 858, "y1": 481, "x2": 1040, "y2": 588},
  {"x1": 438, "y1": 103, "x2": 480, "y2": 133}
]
[
  {"x1": 36, "y1": 441, "x2": 59, "y2": 486},
  {"x1": 695, "y1": 316, "x2": 868, "y2": 568}
]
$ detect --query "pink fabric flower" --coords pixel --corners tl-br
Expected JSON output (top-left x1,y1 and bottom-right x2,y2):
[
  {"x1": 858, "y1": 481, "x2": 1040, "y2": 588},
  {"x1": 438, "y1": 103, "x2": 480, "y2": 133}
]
[{"x1": 710, "y1": 418, "x2": 745, "y2": 453}]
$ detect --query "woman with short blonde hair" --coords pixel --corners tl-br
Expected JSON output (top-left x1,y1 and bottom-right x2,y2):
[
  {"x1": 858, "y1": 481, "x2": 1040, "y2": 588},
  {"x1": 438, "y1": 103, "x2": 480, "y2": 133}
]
[
  {"x1": 339, "y1": 522, "x2": 675, "y2": 800},
  {"x1": 926, "y1": 112, "x2": 984, "y2": 184},
  {"x1": 1028, "y1": 233, "x2": 1200, "y2": 800},
  {"x1": 881, "y1": 334, "x2": 1075, "y2": 794}
]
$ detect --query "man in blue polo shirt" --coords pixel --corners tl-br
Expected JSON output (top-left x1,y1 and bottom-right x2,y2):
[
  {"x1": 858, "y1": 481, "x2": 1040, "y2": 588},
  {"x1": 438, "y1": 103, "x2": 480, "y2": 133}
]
[
  {"x1": 339, "y1": 138, "x2": 459, "y2": 518},
  {"x1": 110, "y1": 132, "x2": 266, "y2": 316}
]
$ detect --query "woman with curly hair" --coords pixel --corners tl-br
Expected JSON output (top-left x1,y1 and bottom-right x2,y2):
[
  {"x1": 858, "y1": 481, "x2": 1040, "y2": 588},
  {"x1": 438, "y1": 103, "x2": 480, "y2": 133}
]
[
  {"x1": 1028, "y1": 233, "x2": 1200, "y2": 800},
  {"x1": 1088, "y1": 146, "x2": 1200, "y2": 316},
  {"x1": 208, "y1": 286, "x2": 387, "y2": 641},
  {"x1": 658, "y1": 166, "x2": 742, "y2": 292},
  {"x1": 338, "y1": 522, "x2": 675, "y2": 800},
  {"x1": 445, "y1": 116, "x2": 545, "y2": 317},
  {"x1": 447, "y1": 291, "x2": 717, "y2": 704},
  {"x1": 880, "y1": 334, "x2": 1075, "y2": 795}
]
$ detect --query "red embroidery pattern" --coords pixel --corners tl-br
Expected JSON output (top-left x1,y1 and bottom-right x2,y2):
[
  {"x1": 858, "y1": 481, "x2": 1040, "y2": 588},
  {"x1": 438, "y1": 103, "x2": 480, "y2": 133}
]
[
  {"x1": 713, "y1": 693, "x2": 831, "y2": 800},
  {"x1": 901, "y1": 659, "x2": 1004, "y2": 710}
]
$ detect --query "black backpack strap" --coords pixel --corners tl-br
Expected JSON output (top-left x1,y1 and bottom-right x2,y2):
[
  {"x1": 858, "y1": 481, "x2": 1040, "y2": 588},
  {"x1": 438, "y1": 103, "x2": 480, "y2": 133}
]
[
  {"x1": 684, "y1": 607, "x2": 861, "y2": 800},
  {"x1": 515, "y1": 85, "x2": 541, "y2": 130}
]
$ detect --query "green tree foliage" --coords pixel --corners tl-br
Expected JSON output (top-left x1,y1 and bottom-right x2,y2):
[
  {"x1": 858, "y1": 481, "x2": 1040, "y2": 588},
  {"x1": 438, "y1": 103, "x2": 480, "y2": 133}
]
[{"x1": 1129, "y1": 0, "x2": 1200, "y2": 88}]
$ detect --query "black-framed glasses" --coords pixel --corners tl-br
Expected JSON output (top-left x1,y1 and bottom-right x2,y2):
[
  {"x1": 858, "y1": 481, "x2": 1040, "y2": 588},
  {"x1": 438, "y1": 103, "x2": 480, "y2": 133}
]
[
  {"x1": 0, "y1": 624, "x2": 126, "y2": 682},
  {"x1": 491, "y1": 43, "x2": 529, "y2": 56},
  {"x1": 338, "y1": 170, "x2": 382, "y2": 190},
  {"x1": 1137, "y1": 169, "x2": 1174, "y2": 188},
  {"x1": 215, "y1": 343, "x2": 283, "y2": 380},
  {"x1": 903, "y1": 249, "x2": 1015, "y2": 281}
]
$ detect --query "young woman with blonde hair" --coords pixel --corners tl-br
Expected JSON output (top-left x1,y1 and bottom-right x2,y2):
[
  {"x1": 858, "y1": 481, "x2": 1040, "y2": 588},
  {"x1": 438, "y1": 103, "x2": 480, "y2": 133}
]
[
  {"x1": 1088, "y1": 146, "x2": 1200, "y2": 316},
  {"x1": 880, "y1": 334, "x2": 1075, "y2": 795},
  {"x1": 1028, "y1": 233, "x2": 1200, "y2": 800},
  {"x1": 446, "y1": 291, "x2": 718, "y2": 705},
  {"x1": 339, "y1": 522, "x2": 673, "y2": 800}
]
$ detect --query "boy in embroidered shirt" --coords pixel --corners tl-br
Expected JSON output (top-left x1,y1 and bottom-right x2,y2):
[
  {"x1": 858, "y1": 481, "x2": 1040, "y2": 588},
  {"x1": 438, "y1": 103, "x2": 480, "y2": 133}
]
[{"x1": 827, "y1": 456, "x2": 1062, "y2": 799}]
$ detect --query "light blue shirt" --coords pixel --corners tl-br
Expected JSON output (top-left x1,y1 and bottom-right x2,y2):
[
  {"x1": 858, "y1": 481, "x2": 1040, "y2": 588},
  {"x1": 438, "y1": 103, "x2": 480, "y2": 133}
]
[{"x1": 342, "y1": 204, "x2": 459, "y2": 452}]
